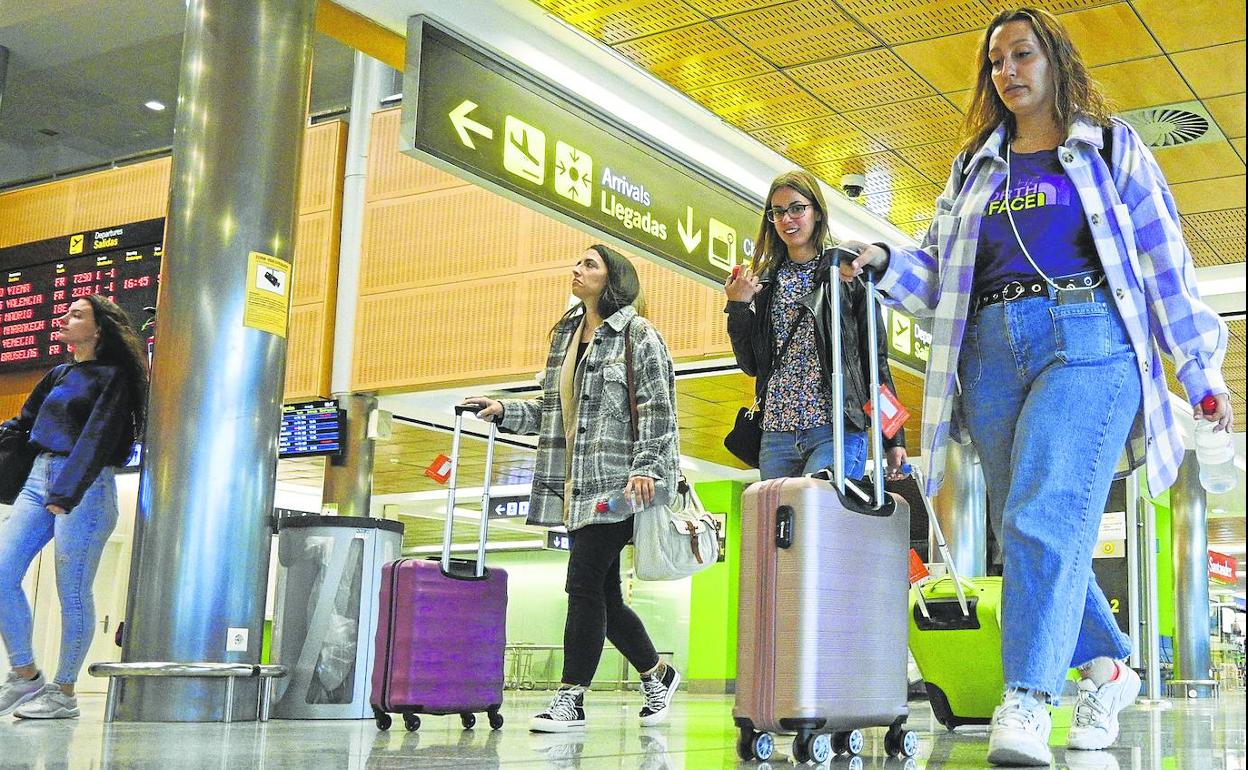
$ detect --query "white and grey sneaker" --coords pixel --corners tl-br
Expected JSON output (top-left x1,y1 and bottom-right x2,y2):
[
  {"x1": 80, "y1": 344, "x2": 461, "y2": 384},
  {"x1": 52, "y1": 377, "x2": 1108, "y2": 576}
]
[
  {"x1": 1068, "y1": 662, "x2": 1141, "y2": 751},
  {"x1": 529, "y1": 687, "x2": 586, "y2": 733},
  {"x1": 638, "y1": 664, "x2": 680, "y2": 727},
  {"x1": 0, "y1": 670, "x2": 46, "y2": 717},
  {"x1": 987, "y1": 689, "x2": 1052, "y2": 767},
  {"x1": 13, "y1": 684, "x2": 80, "y2": 720}
]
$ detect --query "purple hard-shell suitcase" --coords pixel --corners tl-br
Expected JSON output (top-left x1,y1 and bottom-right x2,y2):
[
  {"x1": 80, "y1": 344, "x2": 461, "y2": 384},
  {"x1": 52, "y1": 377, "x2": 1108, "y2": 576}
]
[{"x1": 370, "y1": 405, "x2": 508, "y2": 732}]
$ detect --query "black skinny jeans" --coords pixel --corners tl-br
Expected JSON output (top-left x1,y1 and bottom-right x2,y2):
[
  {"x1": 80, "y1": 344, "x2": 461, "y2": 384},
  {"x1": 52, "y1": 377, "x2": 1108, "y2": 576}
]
[{"x1": 561, "y1": 517, "x2": 660, "y2": 687}]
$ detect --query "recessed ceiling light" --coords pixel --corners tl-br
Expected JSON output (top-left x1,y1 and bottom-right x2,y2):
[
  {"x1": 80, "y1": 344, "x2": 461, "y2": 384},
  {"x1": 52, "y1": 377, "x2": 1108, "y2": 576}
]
[{"x1": 144, "y1": 100, "x2": 166, "y2": 112}]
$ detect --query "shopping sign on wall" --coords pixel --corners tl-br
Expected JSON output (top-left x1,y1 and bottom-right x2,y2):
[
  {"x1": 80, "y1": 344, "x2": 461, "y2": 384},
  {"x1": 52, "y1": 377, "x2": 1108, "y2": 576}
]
[
  {"x1": 400, "y1": 17, "x2": 760, "y2": 284},
  {"x1": 1209, "y1": 551, "x2": 1238, "y2": 584}
]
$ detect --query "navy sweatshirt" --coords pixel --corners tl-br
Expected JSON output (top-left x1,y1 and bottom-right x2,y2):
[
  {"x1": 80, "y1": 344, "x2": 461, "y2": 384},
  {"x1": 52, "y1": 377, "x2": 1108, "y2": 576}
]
[{"x1": 3, "y1": 361, "x2": 135, "y2": 511}]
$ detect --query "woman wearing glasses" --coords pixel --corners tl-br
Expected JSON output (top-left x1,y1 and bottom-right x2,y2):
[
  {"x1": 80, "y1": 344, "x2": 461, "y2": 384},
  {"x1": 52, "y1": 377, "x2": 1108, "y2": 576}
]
[{"x1": 724, "y1": 169, "x2": 907, "y2": 481}]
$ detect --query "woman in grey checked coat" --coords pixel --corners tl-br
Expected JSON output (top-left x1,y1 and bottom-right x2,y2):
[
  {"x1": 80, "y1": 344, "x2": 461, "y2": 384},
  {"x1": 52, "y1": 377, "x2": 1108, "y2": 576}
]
[{"x1": 463, "y1": 244, "x2": 681, "y2": 734}]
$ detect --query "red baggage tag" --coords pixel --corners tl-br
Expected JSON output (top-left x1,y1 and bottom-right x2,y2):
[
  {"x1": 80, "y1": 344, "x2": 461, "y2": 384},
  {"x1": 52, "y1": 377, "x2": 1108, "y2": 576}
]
[
  {"x1": 908, "y1": 549, "x2": 929, "y2": 585},
  {"x1": 424, "y1": 453, "x2": 453, "y2": 484},
  {"x1": 864, "y1": 384, "x2": 910, "y2": 439}
]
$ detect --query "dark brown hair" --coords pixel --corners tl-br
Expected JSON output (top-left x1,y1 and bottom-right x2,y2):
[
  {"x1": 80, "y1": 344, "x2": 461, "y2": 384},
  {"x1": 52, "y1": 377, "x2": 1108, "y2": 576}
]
[
  {"x1": 962, "y1": 6, "x2": 1113, "y2": 156},
  {"x1": 82, "y1": 294, "x2": 149, "y2": 438},
  {"x1": 552, "y1": 244, "x2": 645, "y2": 334}
]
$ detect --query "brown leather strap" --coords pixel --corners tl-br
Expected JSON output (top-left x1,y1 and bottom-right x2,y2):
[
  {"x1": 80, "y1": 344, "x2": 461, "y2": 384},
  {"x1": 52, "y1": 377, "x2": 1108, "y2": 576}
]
[{"x1": 623, "y1": 318, "x2": 639, "y2": 445}]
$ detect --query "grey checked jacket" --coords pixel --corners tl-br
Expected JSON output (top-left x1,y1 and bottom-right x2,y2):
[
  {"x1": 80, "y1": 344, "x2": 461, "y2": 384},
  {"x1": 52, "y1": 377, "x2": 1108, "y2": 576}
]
[{"x1": 499, "y1": 305, "x2": 679, "y2": 532}]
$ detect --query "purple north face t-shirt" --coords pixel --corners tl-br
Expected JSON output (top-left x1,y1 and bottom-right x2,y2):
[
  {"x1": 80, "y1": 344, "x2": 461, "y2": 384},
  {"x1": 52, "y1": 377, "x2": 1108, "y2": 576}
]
[{"x1": 974, "y1": 148, "x2": 1100, "y2": 295}]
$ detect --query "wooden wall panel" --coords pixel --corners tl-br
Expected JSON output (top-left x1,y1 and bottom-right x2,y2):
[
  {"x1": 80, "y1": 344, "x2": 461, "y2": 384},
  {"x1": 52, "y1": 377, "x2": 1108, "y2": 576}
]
[
  {"x1": 292, "y1": 210, "x2": 333, "y2": 306},
  {"x1": 299, "y1": 121, "x2": 346, "y2": 213},
  {"x1": 70, "y1": 159, "x2": 171, "y2": 233},
  {"x1": 365, "y1": 109, "x2": 466, "y2": 201},
  {"x1": 284, "y1": 303, "x2": 331, "y2": 398},
  {"x1": 0, "y1": 370, "x2": 45, "y2": 423}
]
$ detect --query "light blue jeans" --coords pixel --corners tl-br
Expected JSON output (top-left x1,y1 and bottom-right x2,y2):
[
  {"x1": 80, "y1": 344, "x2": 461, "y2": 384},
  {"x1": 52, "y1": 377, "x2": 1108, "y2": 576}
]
[
  {"x1": 759, "y1": 423, "x2": 868, "y2": 481},
  {"x1": 0, "y1": 453, "x2": 118, "y2": 686},
  {"x1": 959, "y1": 287, "x2": 1139, "y2": 702}
]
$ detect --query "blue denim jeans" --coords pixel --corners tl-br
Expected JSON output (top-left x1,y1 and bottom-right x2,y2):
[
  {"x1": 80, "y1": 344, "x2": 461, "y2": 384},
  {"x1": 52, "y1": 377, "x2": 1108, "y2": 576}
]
[
  {"x1": 759, "y1": 423, "x2": 868, "y2": 481},
  {"x1": 959, "y1": 287, "x2": 1140, "y2": 702},
  {"x1": 0, "y1": 453, "x2": 118, "y2": 685}
]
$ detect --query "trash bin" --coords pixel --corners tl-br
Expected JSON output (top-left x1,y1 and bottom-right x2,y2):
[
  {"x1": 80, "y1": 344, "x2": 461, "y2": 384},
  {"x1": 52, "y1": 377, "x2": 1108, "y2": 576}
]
[{"x1": 270, "y1": 515, "x2": 403, "y2": 719}]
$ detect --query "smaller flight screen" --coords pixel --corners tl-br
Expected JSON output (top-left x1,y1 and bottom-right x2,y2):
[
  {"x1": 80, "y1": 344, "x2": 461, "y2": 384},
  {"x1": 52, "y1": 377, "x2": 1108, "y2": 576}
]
[{"x1": 279, "y1": 400, "x2": 344, "y2": 459}]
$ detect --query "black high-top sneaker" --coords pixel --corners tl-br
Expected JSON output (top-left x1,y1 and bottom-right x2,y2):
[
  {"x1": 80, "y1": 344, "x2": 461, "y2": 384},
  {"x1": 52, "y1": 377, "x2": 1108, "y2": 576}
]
[
  {"x1": 530, "y1": 686, "x2": 587, "y2": 733},
  {"x1": 638, "y1": 664, "x2": 681, "y2": 727}
]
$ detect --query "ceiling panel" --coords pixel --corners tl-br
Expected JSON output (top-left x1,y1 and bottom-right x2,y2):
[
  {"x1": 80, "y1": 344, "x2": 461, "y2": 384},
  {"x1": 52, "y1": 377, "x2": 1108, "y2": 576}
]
[
  {"x1": 809, "y1": 151, "x2": 932, "y2": 195},
  {"x1": 1132, "y1": 0, "x2": 1246, "y2": 52},
  {"x1": 1154, "y1": 141, "x2": 1247, "y2": 186},
  {"x1": 1171, "y1": 176, "x2": 1247, "y2": 215},
  {"x1": 1171, "y1": 42, "x2": 1247, "y2": 100},
  {"x1": 863, "y1": 183, "x2": 943, "y2": 225},
  {"x1": 687, "y1": 71, "x2": 832, "y2": 131},
  {"x1": 893, "y1": 30, "x2": 981, "y2": 94},
  {"x1": 843, "y1": 96, "x2": 965, "y2": 149},
  {"x1": 683, "y1": 0, "x2": 777, "y2": 16},
  {"x1": 717, "y1": 1, "x2": 877, "y2": 68},
  {"x1": 1092, "y1": 57, "x2": 1197, "y2": 110},
  {"x1": 895, "y1": 140, "x2": 962, "y2": 185},
  {"x1": 529, "y1": 0, "x2": 706, "y2": 45},
  {"x1": 1183, "y1": 209, "x2": 1246, "y2": 245},
  {"x1": 787, "y1": 49, "x2": 936, "y2": 112},
  {"x1": 1057, "y1": 3, "x2": 1162, "y2": 66},
  {"x1": 1204, "y1": 94, "x2": 1246, "y2": 140},
  {"x1": 751, "y1": 114, "x2": 888, "y2": 166},
  {"x1": 1232, "y1": 138, "x2": 1246, "y2": 165},
  {"x1": 611, "y1": 22, "x2": 772, "y2": 91},
  {"x1": 836, "y1": 0, "x2": 996, "y2": 45}
]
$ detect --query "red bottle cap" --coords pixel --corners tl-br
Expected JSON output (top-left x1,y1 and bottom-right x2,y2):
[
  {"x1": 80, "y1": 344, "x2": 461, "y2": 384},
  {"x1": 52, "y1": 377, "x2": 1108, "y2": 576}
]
[
  {"x1": 1200, "y1": 395, "x2": 1218, "y2": 415},
  {"x1": 595, "y1": 501, "x2": 609, "y2": 513}
]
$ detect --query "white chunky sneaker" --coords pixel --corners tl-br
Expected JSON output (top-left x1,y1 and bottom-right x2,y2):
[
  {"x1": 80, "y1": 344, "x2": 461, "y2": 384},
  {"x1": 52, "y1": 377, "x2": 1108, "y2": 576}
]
[
  {"x1": 1067, "y1": 662, "x2": 1140, "y2": 751},
  {"x1": 638, "y1": 664, "x2": 680, "y2": 727},
  {"x1": 0, "y1": 670, "x2": 46, "y2": 717},
  {"x1": 13, "y1": 684, "x2": 80, "y2": 719},
  {"x1": 987, "y1": 689, "x2": 1052, "y2": 767},
  {"x1": 529, "y1": 687, "x2": 586, "y2": 733}
]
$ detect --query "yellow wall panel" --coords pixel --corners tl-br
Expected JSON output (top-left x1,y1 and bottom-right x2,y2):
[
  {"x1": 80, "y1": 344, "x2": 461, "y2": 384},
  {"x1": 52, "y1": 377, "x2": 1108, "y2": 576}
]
[
  {"x1": 0, "y1": 183, "x2": 74, "y2": 247},
  {"x1": 365, "y1": 109, "x2": 467, "y2": 201},
  {"x1": 284, "y1": 302, "x2": 332, "y2": 400},
  {"x1": 299, "y1": 120, "x2": 347, "y2": 213},
  {"x1": 0, "y1": 370, "x2": 45, "y2": 423},
  {"x1": 70, "y1": 158, "x2": 172, "y2": 233},
  {"x1": 292, "y1": 210, "x2": 334, "y2": 305}
]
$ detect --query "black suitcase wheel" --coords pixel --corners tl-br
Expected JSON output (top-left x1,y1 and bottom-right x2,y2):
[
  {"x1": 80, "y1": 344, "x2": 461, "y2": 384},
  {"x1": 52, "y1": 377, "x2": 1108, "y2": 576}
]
[
  {"x1": 792, "y1": 731, "x2": 812, "y2": 764},
  {"x1": 832, "y1": 729, "x2": 864, "y2": 756},
  {"x1": 402, "y1": 713, "x2": 421, "y2": 732},
  {"x1": 885, "y1": 726, "x2": 919, "y2": 757},
  {"x1": 735, "y1": 727, "x2": 754, "y2": 761},
  {"x1": 373, "y1": 706, "x2": 392, "y2": 731},
  {"x1": 460, "y1": 712, "x2": 476, "y2": 729},
  {"x1": 488, "y1": 708, "x2": 504, "y2": 730}
]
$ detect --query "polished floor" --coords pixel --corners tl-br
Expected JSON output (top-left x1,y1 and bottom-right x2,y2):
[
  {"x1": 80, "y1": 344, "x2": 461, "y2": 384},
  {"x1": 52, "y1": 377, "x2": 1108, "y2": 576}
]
[{"x1": 1, "y1": 689, "x2": 1243, "y2": 769}]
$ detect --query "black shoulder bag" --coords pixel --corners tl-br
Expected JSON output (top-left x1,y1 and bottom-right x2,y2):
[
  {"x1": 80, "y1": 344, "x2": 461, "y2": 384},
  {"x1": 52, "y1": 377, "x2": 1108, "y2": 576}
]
[{"x1": 723, "y1": 310, "x2": 805, "y2": 469}]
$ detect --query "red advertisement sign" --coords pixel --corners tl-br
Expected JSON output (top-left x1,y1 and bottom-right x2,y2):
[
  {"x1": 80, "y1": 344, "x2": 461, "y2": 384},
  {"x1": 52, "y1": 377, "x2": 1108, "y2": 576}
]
[{"x1": 1208, "y1": 550, "x2": 1238, "y2": 584}]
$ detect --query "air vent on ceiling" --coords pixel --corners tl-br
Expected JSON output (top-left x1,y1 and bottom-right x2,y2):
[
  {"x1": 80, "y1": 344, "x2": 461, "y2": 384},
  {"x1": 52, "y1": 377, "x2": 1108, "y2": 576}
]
[{"x1": 1119, "y1": 101, "x2": 1224, "y2": 148}]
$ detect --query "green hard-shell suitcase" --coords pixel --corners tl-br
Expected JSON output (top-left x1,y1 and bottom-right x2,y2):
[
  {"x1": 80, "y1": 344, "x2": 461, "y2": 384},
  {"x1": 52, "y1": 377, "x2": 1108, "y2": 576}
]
[{"x1": 905, "y1": 467, "x2": 1004, "y2": 731}]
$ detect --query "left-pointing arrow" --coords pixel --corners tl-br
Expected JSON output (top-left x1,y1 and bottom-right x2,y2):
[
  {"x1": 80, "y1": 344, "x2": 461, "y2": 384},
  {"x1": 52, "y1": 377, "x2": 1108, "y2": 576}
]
[{"x1": 450, "y1": 100, "x2": 493, "y2": 149}]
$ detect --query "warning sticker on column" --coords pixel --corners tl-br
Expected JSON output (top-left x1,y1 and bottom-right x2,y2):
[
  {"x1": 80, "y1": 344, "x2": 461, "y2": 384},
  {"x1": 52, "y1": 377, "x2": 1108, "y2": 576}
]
[{"x1": 244, "y1": 251, "x2": 291, "y2": 338}]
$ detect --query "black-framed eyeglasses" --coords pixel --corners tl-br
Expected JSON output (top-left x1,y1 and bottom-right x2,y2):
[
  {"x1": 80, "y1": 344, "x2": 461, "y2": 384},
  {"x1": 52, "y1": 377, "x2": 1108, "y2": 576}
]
[{"x1": 765, "y1": 202, "x2": 812, "y2": 222}]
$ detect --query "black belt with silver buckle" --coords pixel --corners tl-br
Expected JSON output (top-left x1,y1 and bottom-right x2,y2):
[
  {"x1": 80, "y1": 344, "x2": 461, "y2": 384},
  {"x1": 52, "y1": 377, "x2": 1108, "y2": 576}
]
[{"x1": 973, "y1": 270, "x2": 1105, "y2": 313}]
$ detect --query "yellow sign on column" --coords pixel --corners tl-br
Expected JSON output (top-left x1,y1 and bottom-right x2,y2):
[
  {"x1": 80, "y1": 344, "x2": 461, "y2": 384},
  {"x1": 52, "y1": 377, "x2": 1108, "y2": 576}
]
[{"x1": 244, "y1": 251, "x2": 292, "y2": 338}]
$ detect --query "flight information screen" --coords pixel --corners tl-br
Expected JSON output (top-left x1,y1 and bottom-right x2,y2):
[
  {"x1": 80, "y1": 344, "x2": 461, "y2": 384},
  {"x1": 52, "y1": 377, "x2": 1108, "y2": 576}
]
[
  {"x1": 0, "y1": 219, "x2": 163, "y2": 372},
  {"x1": 279, "y1": 400, "x2": 344, "y2": 459}
]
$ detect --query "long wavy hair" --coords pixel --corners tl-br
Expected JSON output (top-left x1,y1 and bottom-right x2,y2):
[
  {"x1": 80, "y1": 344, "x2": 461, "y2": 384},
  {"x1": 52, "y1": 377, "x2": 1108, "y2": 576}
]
[
  {"x1": 82, "y1": 294, "x2": 149, "y2": 438},
  {"x1": 961, "y1": 6, "x2": 1113, "y2": 156},
  {"x1": 551, "y1": 244, "x2": 645, "y2": 335},
  {"x1": 751, "y1": 169, "x2": 834, "y2": 277}
]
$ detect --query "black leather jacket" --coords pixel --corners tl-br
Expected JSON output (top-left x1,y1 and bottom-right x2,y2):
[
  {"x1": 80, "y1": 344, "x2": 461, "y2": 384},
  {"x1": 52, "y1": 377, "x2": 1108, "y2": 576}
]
[{"x1": 724, "y1": 250, "x2": 905, "y2": 450}]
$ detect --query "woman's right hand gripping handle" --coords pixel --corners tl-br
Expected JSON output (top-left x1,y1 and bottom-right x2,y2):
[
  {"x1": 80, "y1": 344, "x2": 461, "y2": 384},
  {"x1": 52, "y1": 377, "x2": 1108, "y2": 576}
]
[
  {"x1": 460, "y1": 397, "x2": 503, "y2": 423},
  {"x1": 836, "y1": 240, "x2": 890, "y2": 283}
]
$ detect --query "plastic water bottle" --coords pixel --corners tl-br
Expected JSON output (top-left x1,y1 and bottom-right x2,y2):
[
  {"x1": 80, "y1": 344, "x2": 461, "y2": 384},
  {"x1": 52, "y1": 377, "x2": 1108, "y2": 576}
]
[
  {"x1": 1194, "y1": 395, "x2": 1236, "y2": 494},
  {"x1": 595, "y1": 481, "x2": 669, "y2": 514}
]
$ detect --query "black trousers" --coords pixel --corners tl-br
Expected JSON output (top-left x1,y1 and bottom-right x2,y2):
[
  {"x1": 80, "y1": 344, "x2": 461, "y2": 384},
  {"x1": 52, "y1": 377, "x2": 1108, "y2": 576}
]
[{"x1": 561, "y1": 517, "x2": 660, "y2": 686}]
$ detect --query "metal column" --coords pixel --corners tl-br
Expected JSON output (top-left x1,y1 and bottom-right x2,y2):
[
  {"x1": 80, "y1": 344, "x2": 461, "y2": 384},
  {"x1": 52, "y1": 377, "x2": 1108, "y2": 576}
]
[
  {"x1": 321, "y1": 393, "x2": 377, "y2": 517},
  {"x1": 0, "y1": 45, "x2": 9, "y2": 112},
  {"x1": 932, "y1": 440, "x2": 989, "y2": 577},
  {"x1": 117, "y1": 0, "x2": 317, "y2": 721},
  {"x1": 1169, "y1": 451, "x2": 1216, "y2": 698}
]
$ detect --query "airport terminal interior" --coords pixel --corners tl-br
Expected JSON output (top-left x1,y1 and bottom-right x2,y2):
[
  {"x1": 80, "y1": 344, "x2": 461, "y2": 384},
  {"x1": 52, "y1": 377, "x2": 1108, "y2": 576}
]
[{"x1": 0, "y1": 0, "x2": 1244, "y2": 768}]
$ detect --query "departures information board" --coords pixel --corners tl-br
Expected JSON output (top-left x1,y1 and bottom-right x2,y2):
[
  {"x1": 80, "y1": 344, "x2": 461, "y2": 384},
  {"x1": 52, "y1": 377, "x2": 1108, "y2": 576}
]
[
  {"x1": 279, "y1": 400, "x2": 344, "y2": 459},
  {"x1": 0, "y1": 219, "x2": 162, "y2": 372}
]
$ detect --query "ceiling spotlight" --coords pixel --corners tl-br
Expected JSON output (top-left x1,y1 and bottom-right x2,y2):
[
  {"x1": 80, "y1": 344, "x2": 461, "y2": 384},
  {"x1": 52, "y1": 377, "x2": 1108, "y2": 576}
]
[{"x1": 144, "y1": 100, "x2": 167, "y2": 112}]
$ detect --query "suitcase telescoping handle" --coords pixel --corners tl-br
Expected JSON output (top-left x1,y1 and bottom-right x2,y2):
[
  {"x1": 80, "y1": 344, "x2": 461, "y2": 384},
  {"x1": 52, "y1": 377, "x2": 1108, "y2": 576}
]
[
  {"x1": 829, "y1": 247, "x2": 887, "y2": 508},
  {"x1": 443, "y1": 403, "x2": 497, "y2": 577},
  {"x1": 906, "y1": 464, "x2": 972, "y2": 619}
]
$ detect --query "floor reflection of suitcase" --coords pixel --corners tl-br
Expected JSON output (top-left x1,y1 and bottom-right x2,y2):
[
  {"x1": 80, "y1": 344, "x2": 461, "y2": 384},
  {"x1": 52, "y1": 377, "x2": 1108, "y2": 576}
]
[
  {"x1": 906, "y1": 467, "x2": 1004, "y2": 730},
  {"x1": 370, "y1": 405, "x2": 507, "y2": 733},
  {"x1": 733, "y1": 252, "x2": 919, "y2": 764}
]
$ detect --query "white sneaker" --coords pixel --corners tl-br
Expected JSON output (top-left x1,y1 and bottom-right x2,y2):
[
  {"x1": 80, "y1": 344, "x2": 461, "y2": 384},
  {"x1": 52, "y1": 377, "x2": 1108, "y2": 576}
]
[
  {"x1": 1067, "y1": 663, "x2": 1140, "y2": 751},
  {"x1": 638, "y1": 664, "x2": 680, "y2": 727},
  {"x1": 0, "y1": 671, "x2": 46, "y2": 717},
  {"x1": 987, "y1": 690, "x2": 1052, "y2": 767},
  {"x1": 13, "y1": 684, "x2": 80, "y2": 720},
  {"x1": 529, "y1": 687, "x2": 586, "y2": 733}
]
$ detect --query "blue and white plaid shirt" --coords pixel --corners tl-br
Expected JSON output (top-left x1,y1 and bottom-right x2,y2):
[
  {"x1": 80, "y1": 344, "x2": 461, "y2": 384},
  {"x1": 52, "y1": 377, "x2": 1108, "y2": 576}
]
[{"x1": 878, "y1": 116, "x2": 1228, "y2": 497}]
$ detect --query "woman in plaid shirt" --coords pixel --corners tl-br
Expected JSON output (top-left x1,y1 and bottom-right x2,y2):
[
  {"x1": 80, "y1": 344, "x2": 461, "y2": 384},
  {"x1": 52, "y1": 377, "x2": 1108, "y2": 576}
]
[
  {"x1": 464, "y1": 245, "x2": 681, "y2": 734},
  {"x1": 842, "y1": 7, "x2": 1231, "y2": 767}
]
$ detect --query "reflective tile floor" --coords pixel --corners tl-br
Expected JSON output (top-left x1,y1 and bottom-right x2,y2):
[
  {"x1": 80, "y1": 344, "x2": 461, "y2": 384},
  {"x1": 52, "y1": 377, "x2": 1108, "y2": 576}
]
[{"x1": 0, "y1": 690, "x2": 1242, "y2": 770}]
